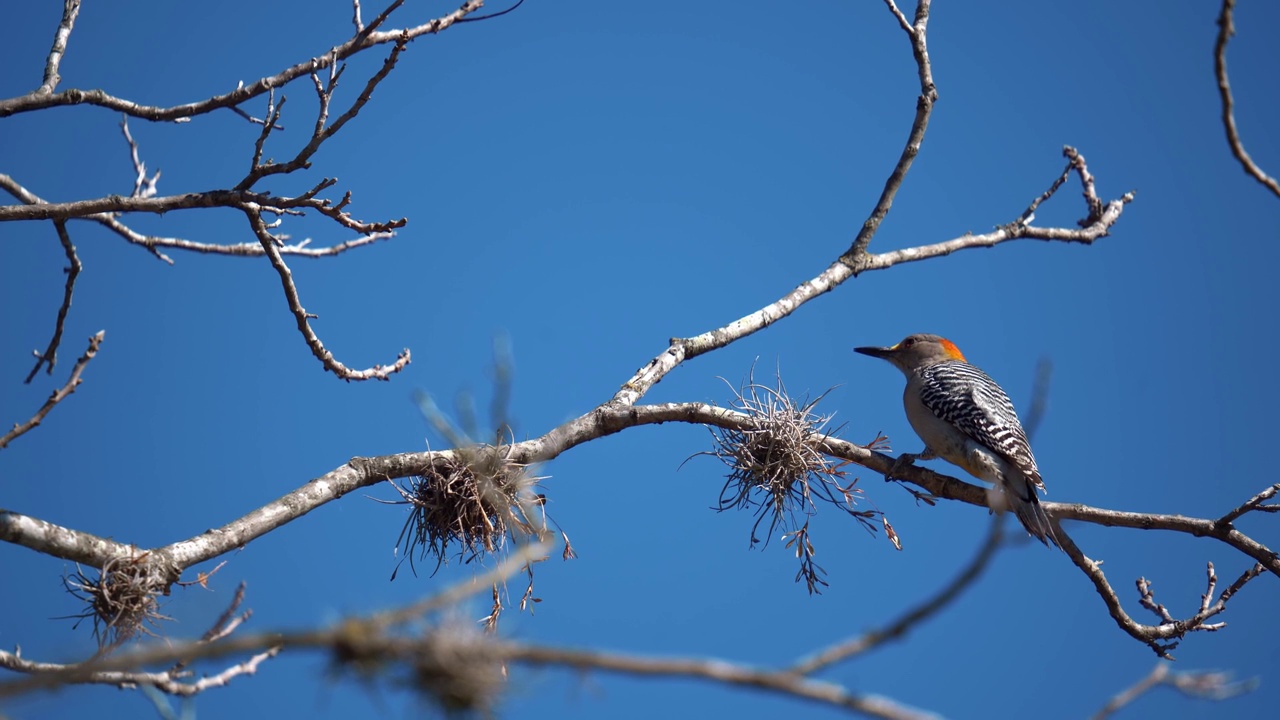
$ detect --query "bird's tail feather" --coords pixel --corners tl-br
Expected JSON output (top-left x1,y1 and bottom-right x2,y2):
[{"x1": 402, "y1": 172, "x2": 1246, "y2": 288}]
[{"x1": 990, "y1": 476, "x2": 1061, "y2": 549}]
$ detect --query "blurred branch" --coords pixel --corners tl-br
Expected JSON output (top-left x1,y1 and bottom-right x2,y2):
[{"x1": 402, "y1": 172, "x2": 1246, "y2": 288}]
[
  {"x1": 0, "y1": 535, "x2": 939, "y2": 719},
  {"x1": 0, "y1": 539, "x2": 550, "y2": 698},
  {"x1": 789, "y1": 515, "x2": 1004, "y2": 674},
  {"x1": 502, "y1": 643, "x2": 940, "y2": 720},
  {"x1": 1214, "y1": 0, "x2": 1280, "y2": 198},
  {"x1": 3, "y1": 331, "x2": 103, "y2": 450},
  {"x1": 1093, "y1": 661, "x2": 1258, "y2": 719}
]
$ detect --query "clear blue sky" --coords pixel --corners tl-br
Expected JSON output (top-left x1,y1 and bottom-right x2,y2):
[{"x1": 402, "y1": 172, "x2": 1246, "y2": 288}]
[{"x1": 2, "y1": 1, "x2": 1278, "y2": 718}]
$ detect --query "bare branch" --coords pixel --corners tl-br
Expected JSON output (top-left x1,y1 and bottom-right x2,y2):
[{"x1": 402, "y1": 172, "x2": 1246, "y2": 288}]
[
  {"x1": 243, "y1": 206, "x2": 410, "y2": 381},
  {"x1": 1214, "y1": 0, "x2": 1280, "y2": 197},
  {"x1": 1056, "y1": 525, "x2": 1266, "y2": 658},
  {"x1": 23, "y1": 220, "x2": 83, "y2": 382},
  {"x1": 119, "y1": 118, "x2": 160, "y2": 198},
  {"x1": 3, "y1": 330, "x2": 103, "y2": 449},
  {"x1": 4, "y1": 397, "x2": 1271, "y2": 663},
  {"x1": 236, "y1": 33, "x2": 411, "y2": 191},
  {"x1": 0, "y1": 638, "x2": 281, "y2": 698},
  {"x1": 0, "y1": 1, "x2": 483, "y2": 121},
  {"x1": 35, "y1": 0, "x2": 82, "y2": 96},
  {"x1": 845, "y1": 0, "x2": 936, "y2": 263},
  {"x1": 881, "y1": 0, "x2": 914, "y2": 35},
  {"x1": 1218, "y1": 483, "x2": 1280, "y2": 525},
  {"x1": 0, "y1": 173, "x2": 400, "y2": 258},
  {"x1": 609, "y1": 144, "x2": 1131, "y2": 407},
  {"x1": 0, "y1": 510, "x2": 137, "y2": 570}
]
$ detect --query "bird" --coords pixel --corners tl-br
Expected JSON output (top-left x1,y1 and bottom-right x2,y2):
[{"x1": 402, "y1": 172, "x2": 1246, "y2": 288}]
[{"x1": 854, "y1": 333, "x2": 1059, "y2": 548}]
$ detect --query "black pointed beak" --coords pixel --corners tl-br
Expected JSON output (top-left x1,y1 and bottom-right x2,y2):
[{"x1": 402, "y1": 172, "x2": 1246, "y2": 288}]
[{"x1": 854, "y1": 345, "x2": 894, "y2": 359}]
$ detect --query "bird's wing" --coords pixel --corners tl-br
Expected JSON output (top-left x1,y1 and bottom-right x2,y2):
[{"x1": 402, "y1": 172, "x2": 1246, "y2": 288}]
[{"x1": 918, "y1": 361, "x2": 1044, "y2": 491}]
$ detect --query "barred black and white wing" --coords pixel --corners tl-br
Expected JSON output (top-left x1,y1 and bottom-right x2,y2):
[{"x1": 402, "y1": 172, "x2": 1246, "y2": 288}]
[{"x1": 917, "y1": 360, "x2": 1044, "y2": 492}]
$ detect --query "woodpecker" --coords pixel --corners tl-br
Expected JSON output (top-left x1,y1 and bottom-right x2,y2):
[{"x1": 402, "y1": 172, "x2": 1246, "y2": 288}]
[{"x1": 854, "y1": 334, "x2": 1059, "y2": 548}]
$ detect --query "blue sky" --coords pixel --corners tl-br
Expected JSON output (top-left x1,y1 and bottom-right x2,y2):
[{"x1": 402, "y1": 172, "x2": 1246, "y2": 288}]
[{"x1": 2, "y1": 1, "x2": 1278, "y2": 718}]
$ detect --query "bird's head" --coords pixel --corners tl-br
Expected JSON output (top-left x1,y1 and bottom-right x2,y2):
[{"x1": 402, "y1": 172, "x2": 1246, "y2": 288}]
[{"x1": 854, "y1": 333, "x2": 966, "y2": 375}]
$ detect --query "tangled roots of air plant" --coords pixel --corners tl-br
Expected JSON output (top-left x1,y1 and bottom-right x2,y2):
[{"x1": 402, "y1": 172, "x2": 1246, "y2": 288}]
[
  {"x1": 63, "y1": 554, "x2": 173, "y2": 650},
  {"x1": 698, "y1": 370, "x2": 881, "y2": 593},
  {"x1": 392, "y1": 446, "x2": 545, "y2": 577}
]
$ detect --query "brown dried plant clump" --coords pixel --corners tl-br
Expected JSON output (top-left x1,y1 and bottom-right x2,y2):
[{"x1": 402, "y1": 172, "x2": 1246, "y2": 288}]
[
  {"x1": 62, "y1": 552, "x2": 173, "y2": 651},
  {"x1": 410, "y1": 619, "x2": 506, "y2": 716},
  {"x1": 698, "y1": 368, "x2": 884, "y2": 593},
  {"x1": 390, "y1": 443, "x2": 550, "y2": 579},
  {"x1": 331, "y1": 616, "x2": 505, "y2": 715}
]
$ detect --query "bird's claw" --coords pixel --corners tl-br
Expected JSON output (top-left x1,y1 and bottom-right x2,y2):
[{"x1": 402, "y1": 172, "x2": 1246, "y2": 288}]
[
  {"x1": 887, "y1": 453, "x2": 918, "y2": 482},
  {"x1": 887, "y1": 449, "x2": 935, "y2": 481}
]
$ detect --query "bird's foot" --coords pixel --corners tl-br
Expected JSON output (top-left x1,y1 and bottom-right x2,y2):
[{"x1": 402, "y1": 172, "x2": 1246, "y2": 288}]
[
  {"x1": 885, "y1": 450, "x2": 916, "y2": 479},
  {"x1": 886, "y1": 448, "x2": 936, "y2": 481}
]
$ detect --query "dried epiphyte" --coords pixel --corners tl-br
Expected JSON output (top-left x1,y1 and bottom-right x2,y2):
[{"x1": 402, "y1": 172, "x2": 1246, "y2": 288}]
[
  {"x1": 390, "y1": 443, "x2": 549, "y2": 579},
  {"x1": 410, "y1": 619, "x2": 505, "y2": 716},
  {"x1": 698, "y1": 367, "x2": 882, "y2": 593},
  {"x1": 62, "y1": 552, "x2": 173, "y2": 651},
  {"x1": 332, "y1": 616, "x2": 505, "y2": 716}
]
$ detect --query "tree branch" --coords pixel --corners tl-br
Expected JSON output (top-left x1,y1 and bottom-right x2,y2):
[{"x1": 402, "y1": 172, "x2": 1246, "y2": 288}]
[
  {"x1": 1093, "y1": 661, "x2": 1258, "y2": 719},
  {"x1": 3, "y1": 331, "x2": 103, "y2": 450},
  {"x1": 5, "y1": 400, "x2": 1270, "y2": 661},
  {"x1": 789, "y1": 515, "x2": 1004, "y2": 674},
  {"x1": 35, "y1": 0, "x2": 81, "y2": 97},
  {"x1": 503, "y1": 643, "x2": 939, "y2": 720},
  {"x1": 845, "y1": 0, "x2": 937, "y2": 263},
  {"x1": 23, "y1": 220, "x2": 82, "y2": 382},
  {"x1": 243, "y1": 206, "x2": 410, "y2": 381},
  {"x1": 1214, "y1": 0, "x2": 1280, "y2": 198},
  {"x1": 0, "y1": 1, "x2": 483, "y2": 120}
]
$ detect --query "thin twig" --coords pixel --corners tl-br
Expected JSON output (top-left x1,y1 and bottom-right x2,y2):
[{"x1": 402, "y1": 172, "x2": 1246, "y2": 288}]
[
  {"x1": 120, "y1": 118, "x2": 160, "y2": 198},
  {"x1": 24, "y1": 220, "x2": 82, "y2": 382},
  {"x1": 0, "y1": 1, "x2": 483, "y2": 120},
  {"x1": 4, "y1": 331, "x2": 104, "y2": 449},
  {"x1": 1217, "y1": 483, "x2": 1279, "y2": 525},
  {"x1": 242, "y1": 206, "x2": 410, "y2": 381},
  {"x1": 1214, "y1": 0, "x2": 1280, "y2": 198},
  {"x1": 845, "y1": 0, "x2": 936, "y2": 266}
]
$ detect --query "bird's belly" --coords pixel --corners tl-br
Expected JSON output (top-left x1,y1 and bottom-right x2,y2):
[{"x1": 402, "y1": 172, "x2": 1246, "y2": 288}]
[{"x1": 904, "y1": 399, "x2": 1000, "y2": 483}]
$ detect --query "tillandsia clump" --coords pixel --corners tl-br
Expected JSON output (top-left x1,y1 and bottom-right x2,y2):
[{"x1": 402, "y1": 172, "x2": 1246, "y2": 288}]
[
  {"x1": 698, "y1": 367, "x2": 886, "y2": 593},
  {"x1": 390, "y1": 442, "x2": 551, "y2": 579},
  {"x1": 62, "y1": 552, "x2": 173, "y2": 651},
  {"x1": 410, "y1": 619, "x2": 505, "y2": 716},
  {"x1": 330, "y1": 616, "x2": 506, "y2": 714}
]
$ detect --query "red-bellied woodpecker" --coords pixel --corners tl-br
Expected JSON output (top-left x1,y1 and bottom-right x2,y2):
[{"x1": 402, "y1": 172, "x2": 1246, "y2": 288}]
[{"x1": 854, "y1": 334, "x2": 1059, "y2": 548}]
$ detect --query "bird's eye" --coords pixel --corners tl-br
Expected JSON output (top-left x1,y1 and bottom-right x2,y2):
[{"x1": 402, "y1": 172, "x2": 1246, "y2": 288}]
[{"x1": 903, "y1": 338, "x2": 915, "y2": 348}]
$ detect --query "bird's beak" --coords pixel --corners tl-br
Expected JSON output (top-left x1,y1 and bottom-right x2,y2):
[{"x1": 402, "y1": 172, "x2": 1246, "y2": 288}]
[{"x1": 854, "y1": 345, "x2": 895, "y2": 359}]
